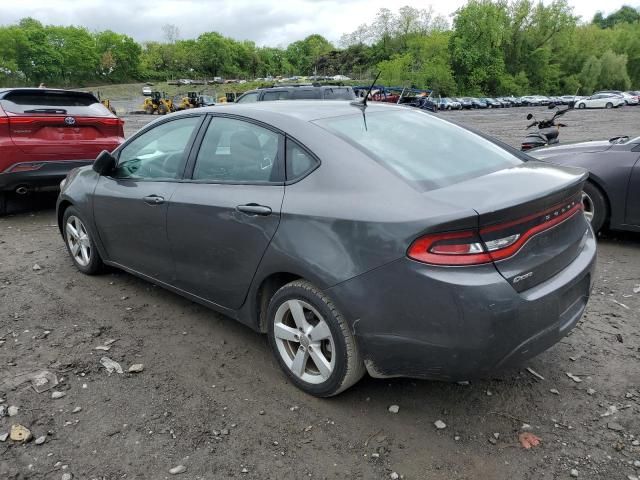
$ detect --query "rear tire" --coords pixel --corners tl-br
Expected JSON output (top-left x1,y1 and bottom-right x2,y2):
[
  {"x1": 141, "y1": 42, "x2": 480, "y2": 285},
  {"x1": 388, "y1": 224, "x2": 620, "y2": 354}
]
[
  {"x1": 605, "y1": 102, "x2": 613, "y2": 109},
  {"x1": 582, "y1": 182, "x2": 608, "y2": 233},
  {"x1": 62, "y1": 207, "x2": 104, "y2": 275},
  {"x1": 0, "y1": 192, "x2": 6, "y2": 216},
  {"x1": 267, "y1": 280, "x2": 365, "y2": 397}
]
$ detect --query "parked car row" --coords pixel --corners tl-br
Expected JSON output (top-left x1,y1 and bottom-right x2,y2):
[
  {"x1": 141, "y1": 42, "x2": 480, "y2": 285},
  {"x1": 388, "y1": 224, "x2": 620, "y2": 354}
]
[{"x1": 437, "y1": 91, "x2": 639, "y2": 110}]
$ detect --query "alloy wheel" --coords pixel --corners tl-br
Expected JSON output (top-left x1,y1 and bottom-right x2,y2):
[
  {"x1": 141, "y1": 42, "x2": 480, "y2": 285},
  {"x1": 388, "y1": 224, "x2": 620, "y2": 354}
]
[
  {"x1": 66, "y1": 215, "x2": 92, "y2": 267},
  {"x1": 582, "y1": 191, "x2": 595, "y2": 224},
  {"x1": 273, "y1": 299, "x2": 336, "y2": 384}
]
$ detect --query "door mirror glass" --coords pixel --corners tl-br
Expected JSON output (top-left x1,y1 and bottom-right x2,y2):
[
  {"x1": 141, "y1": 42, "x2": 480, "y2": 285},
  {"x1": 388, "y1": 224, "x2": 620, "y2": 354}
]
[
  {"x1": 93, "y1": 150, "x2": 116, "y2": 175},
  {"x1": 526, "y1": 113, "x2": 533, "y2": 120}
]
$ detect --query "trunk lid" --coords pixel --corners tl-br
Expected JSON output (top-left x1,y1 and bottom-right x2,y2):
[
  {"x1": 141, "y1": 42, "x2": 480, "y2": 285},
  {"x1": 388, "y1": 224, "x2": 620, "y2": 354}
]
[
  {"x1": 423, "y1": 161, "x2": 589, "y2": 291},
  {"x1": 0, "y1": 89, "x2": 123, "y2": 157}
]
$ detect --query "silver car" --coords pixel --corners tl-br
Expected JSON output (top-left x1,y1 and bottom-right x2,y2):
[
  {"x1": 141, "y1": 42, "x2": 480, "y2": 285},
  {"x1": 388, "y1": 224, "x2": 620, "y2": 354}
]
[{"x1": 57, "y1": 101, "x2": 596, "y2": 396}]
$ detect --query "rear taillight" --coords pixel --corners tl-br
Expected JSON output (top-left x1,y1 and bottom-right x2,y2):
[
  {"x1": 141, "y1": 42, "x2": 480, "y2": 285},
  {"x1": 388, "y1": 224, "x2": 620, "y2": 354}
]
[
  {"x1": 408, "y1": 231, "x2": 494, "y2": 265},
  {"x1": 408, "y1": 196, "x2": 583, "y2": 266}
]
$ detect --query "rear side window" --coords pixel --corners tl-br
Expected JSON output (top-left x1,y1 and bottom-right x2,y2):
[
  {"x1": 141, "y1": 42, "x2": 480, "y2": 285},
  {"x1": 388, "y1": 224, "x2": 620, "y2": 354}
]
[
  {"x1": 0, "y1": 90, "x2": 109, "y2": 116},
  {"x1": 286, "y1": 140, "x2": 318, "y2": 181},
  {"x1": 193, "y1": 117, "x2": 282, "y2": 183},
  {"x1": 262, "y1": 91, "x2": 290, "y2": 101},
  {"x1": 291, "y1": 89, "x2": 321, "y2": 100},
  {"x1": 314, "y1": 110, "x2": 521, "y2": 191}
]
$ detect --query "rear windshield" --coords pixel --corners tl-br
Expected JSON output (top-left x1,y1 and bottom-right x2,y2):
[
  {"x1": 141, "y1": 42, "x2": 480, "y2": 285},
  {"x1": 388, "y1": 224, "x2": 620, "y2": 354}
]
[
  {"x1": 314, "y1": 109, "x2": 522, "y2": 191},
  {"x1": 322, "y1": 87, "x2": 354, "y2": 100},
  {"x1": 0, "y1": 90, "x2": 108, "y2": 116}
]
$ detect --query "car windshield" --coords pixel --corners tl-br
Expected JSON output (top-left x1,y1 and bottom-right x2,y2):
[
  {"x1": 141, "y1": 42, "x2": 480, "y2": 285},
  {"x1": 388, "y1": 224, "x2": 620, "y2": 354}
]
[{"x1": 314, "y1": 109, "x2": 522, "y2": 191}]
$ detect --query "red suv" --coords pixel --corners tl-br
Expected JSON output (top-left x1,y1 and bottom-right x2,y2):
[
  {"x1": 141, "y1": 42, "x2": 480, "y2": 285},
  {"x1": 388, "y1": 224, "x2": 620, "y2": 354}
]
[{"x1": 0, "y1": 88, "x2": 125, "y2": 214}]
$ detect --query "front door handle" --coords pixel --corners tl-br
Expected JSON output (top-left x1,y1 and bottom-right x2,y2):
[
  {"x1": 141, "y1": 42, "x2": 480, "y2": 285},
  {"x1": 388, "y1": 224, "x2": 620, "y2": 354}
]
[
  {"x1": 143, "y1": 195, "x2": 165, "y2": 205},
  {"x1": 236, "y1": 204, "x2": 272, "y2": 216}
]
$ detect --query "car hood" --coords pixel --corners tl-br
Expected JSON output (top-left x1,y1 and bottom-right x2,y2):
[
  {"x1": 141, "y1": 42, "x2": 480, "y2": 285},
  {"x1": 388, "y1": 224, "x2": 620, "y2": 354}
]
[{"x1": 527, "y1": 140, "x2": 613, "y2": 160}]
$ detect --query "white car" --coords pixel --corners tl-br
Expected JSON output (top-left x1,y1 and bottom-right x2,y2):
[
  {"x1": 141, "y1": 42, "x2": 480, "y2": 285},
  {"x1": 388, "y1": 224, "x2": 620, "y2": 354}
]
[
  {"x1": 575, "y1": 94, "x2": 625, "y2": 109},
  {"x1": 621, "y1": 92, "x2": 639, "y2": 105},
  {"x1": 142, "y1": 86, "x2": 152, "y2": 96}
]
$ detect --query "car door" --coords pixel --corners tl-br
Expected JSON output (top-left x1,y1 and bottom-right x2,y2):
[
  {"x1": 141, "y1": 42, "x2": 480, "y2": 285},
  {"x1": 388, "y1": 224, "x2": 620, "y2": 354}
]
[
  {"x1": 93, "y1": 115, "x2": 204, "y2": 281},
  {"x1": 167, "y1": 115, "x2": 285, "y2": 309}
]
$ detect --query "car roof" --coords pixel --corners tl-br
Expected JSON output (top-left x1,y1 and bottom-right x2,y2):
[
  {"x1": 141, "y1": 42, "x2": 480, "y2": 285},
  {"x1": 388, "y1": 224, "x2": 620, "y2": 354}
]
[{"x1": 164, "y1": 100, "x2": 404, "y2": 131}]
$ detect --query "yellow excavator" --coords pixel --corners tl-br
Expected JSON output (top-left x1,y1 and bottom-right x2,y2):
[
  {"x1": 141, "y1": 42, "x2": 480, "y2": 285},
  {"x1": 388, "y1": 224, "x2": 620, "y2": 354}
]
[
  {"x1": 142, "y1": 91, "x2": 174, "y2": 115},
  {"x1": 176, "y1": 91, "x2": 200, "y2": 110}
]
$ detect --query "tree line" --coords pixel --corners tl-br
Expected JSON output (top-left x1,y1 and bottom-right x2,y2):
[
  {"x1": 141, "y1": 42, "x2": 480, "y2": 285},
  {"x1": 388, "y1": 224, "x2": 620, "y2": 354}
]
[{"x1": 0, "y1": 1, "x2": 638, "y2": 96}]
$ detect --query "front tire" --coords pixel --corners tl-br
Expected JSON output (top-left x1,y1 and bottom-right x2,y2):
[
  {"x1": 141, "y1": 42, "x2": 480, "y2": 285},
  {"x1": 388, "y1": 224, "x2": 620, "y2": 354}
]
[
  {"x1": 62, "y1": 207, "x2": 104, "y2": 275},
  {"x1": 267, "y1": 280, "x2": 365, "y2": 397},
  {"x1": 582, "y1": 182, "x2": 608, "y2": 233}
]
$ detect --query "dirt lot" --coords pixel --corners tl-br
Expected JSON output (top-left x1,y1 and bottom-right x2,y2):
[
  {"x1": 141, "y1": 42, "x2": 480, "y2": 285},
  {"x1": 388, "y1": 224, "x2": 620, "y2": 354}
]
[{"x1": 1, "y1": 107, "x2": 639, "y2": 480}]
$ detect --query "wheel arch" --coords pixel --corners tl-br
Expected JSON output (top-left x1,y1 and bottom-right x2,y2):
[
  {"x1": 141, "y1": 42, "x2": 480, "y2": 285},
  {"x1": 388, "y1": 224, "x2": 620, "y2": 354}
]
[
  {"x1": 253, "y1": 272, "x2": 303, "y2": 333},
  {"x1": 57, "y1": 199, "x2": 73, "y2": 235}
]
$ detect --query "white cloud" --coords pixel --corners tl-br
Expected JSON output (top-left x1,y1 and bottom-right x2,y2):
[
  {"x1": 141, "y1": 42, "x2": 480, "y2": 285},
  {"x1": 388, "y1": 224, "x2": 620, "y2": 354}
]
[{"x1": 0, "y1": 0, "x2": 633, "y2": 46}]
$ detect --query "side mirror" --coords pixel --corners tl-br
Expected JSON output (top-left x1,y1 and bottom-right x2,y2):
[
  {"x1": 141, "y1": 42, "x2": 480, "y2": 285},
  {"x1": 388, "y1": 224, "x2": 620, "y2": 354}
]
[
  {"x1": 548, "y1": 103, "x2": 556, "y2": 109},
  {"x1": 526, "y1": 113, "x2": 533, "y2": 120},
  {"x1": 93, "y1": 150, "x2": 116, "y2": 175}
]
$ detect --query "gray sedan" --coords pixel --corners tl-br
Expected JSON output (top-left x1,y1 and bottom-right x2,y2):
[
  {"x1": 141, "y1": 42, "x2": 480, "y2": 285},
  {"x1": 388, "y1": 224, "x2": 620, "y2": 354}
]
[{"x1": 57, "y1": 101, "x2": 596, "y2": 396}]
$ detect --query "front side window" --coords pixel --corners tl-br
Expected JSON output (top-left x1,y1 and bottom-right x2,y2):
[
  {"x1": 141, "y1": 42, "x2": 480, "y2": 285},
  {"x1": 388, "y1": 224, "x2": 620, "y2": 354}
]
[
  {"x1": 193, "y1": 117, "x2": 282, "y2": 183},
  {"x1": 113, "y1": 116, "x2": 201, "y2": 180},
  {"x1": 315, "y1": 110, "x2": 522, "y2": 191},
  {"x1": 262, "y1": 91, "x2": 290, "y2": 101}
]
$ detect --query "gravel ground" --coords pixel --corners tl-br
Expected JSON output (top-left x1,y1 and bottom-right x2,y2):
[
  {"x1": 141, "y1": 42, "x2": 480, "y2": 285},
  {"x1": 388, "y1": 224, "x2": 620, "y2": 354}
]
[{"x1": 1, "y1": 106, "x2": 639, "y2": 480}]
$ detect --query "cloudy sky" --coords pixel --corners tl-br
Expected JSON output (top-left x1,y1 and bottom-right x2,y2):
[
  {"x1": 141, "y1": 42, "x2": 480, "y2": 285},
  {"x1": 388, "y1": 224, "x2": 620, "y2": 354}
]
[{"x1": 0, "y1": 0, "x2": 633, "y2": 46}]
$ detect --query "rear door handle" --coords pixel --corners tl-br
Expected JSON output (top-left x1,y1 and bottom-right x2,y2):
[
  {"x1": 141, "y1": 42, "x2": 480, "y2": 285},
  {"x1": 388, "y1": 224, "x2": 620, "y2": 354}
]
[
  {"x1": 143, "y1": 195, "x2": 165, "y2": 205},
  {"x1": 236, "y1": 204, "x2": 272, "y2": 216}
]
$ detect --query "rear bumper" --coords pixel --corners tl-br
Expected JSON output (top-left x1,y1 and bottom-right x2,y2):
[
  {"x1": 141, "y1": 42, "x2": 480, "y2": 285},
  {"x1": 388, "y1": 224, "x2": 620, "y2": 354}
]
[
  {"x1": 0, "y1": 160, "x2": 93, "y2": 192},
  {"x1": 326, "y1": 228, "x2": 596, "y2": 381}
]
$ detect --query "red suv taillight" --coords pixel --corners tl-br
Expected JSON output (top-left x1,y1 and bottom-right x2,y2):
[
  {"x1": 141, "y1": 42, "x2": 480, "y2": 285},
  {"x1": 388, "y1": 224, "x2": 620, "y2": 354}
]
[{"x1": 408, "y1": 197, "x2": 584, "y2": 266}]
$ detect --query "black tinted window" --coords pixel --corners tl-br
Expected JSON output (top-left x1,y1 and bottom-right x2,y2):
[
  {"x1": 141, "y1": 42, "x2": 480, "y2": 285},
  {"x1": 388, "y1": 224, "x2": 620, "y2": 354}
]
[
  {"x1": 286, "y1": 140, "x2": 318, "y2": 180},
  {"x1": 193, "y1": 117, "x2": 282, "y2": 183},
  {"x1": 315, "y1": 110, "x2": 521, "y2": 191},
  {"x1": 291, "y1": 89, "x2": 321, "y2": 100},
  {"x1": 237, "y1": 92, "x2": 259, "y2": 103},
  {"x1": 262, "y1": 91, "x2": 290, "y2": 101}
]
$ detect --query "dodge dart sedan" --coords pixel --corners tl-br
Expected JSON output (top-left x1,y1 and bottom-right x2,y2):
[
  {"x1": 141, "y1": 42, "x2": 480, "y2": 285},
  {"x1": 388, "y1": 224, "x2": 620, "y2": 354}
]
[{"x1": 57, "y1": 101, "x2": 596, "y2": 396}]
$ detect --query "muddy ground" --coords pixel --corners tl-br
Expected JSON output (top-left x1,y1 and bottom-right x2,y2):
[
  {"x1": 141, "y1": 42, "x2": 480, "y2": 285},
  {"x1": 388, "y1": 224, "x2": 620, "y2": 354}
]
[{"x1": 1, "y1": 107, "x2": 639, "y2": 480}]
